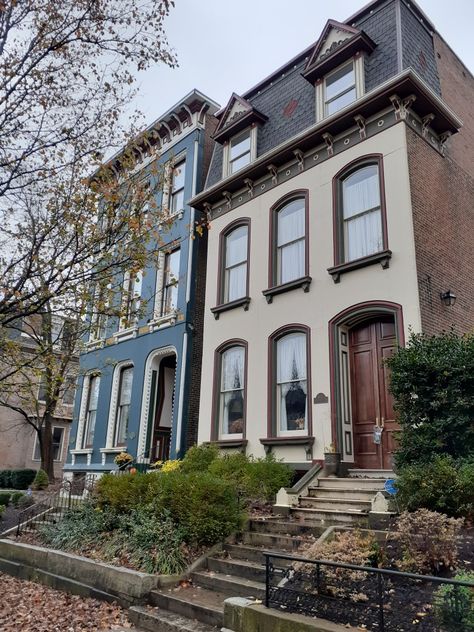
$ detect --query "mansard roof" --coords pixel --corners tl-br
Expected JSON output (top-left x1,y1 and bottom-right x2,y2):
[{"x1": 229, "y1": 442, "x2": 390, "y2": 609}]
[
  {"x1": 302, "y1": 19, "x2": 376, "y2": 84},
  {"x1": 213, "y1": 93, "x2": 268, "y2": 144}
]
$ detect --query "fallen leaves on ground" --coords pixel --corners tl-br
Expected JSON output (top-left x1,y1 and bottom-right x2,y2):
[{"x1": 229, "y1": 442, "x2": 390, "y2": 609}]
[{"x1": 0, "y1": 573, "x2": 133, "y2": 631}]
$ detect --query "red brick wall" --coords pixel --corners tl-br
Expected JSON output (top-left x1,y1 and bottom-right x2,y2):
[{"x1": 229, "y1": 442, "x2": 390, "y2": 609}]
[
  {"x1": 433, "y1": 34, "x2": 474, "y2": 178},
  {"x1": 407, "y1": 127, "x2": 474, "y2": 335}
]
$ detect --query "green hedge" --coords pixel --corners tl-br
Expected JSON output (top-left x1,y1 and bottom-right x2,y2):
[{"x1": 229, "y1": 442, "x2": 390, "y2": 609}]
[
  {"x1": 0, "y1": 469, "x2": 36, "y2": 490},
  {"x1": 0, "y1": 492, "x2": 11, "y2": 507}
]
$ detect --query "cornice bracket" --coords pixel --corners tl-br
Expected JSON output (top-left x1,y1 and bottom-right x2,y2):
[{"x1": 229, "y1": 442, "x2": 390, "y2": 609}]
[
  {"x1": 439, "y1": 131, "x2": 452, "y2": 155},
  {"x1": 222, "y1": 191, "x2": 232, "y2": 210},
  {"x1": 390, "y1": 94, "x2": 417, "y2": 121},
  {"x1": 322, "y1": 132, "x2": 334, "y2": 156},
  {"x1": 268, "y1": 164, "x2": 279, "y2": 185},
  {"x1": 354, "y1": 114, "x2": 367, "y2": 139},
  {"x1": 293, "y1": 149, "x2": 305, "y2": 172},
  {"x1": 422, "y1": 113, "x2": 435, "y2": 137},
  {"x1": 244, "y1": 178, "x2": 254, "y2": 198}
]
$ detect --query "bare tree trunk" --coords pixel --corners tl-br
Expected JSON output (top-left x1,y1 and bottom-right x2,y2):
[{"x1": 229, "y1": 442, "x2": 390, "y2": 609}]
[{"x1": 40, "y1": 413, "x2": 55, "y2": 481}]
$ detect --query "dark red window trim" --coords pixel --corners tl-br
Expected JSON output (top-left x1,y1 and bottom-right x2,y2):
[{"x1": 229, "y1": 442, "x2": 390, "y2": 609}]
[
  {"x1": 264, "y1": 190, "x2": 311, "y2": 300},
  {"x1": 329, "y1": 154, "x2": 390, "y2": 282},
  {"x1": 266, "y1": 324, "x2": 313, "y2": 440},
  {"x1": 211, "y1": 339, "x2": 248, "y2": 442},
  {"x1": 212, "y1": 218, "x2": 251, "y2": 316}
]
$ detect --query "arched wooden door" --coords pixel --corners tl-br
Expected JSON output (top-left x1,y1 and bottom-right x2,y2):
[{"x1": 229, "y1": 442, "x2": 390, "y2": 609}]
[{"x1": 349, "y1": 317, "x2": 398, "y2": 469}]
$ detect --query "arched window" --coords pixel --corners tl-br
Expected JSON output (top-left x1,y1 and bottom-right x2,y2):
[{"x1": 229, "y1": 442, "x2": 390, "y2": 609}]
[
  {"x1": 269, "y1": 326, "x2": 311, "y2": 436},
  {"x1": 213, "y1": 342, "x2": 247, "y2": 439},
  {"x1": 215, "y1": 219, "x2": 250, "y2": 312},
  {"x1": 335, "y1": 157, "x2": 387, "y2": 264}
]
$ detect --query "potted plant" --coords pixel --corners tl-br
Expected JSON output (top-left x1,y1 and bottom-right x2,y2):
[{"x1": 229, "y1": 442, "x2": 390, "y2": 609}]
[
  {"x1": 324, "y1": 443, "x2": 341, "y2": 477},
  {"x1": 114, "y1": 452, "x2": 134, "y2": 471}
]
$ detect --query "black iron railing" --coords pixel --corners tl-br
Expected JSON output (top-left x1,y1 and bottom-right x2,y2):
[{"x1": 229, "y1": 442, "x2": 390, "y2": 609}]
[
  {"x1": 264, "y1": 552, "x2": 474, "y2": 632},
  {"x1": 15, "y1": 474, "x2": 96, "y2": 537}
]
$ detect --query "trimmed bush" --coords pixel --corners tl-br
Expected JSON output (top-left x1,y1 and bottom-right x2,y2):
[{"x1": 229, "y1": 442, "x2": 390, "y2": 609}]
[
  {"x1": 0, "y1": 492, "x2": 11, "y2": 507},
  {"x1": 32, "y1": 469, "x2": 49, "y2": 490},
  {"x1": 11, "y1": 469, "x2": 37, "y2": 489},
  {"x1": 0, "y1": 470, "x2": 11, "y2": 488},
  {"x1": 16, "y1": 494, "x2": 35, "y2": 509},
  {"x1": 95, "y1": 472, "x2": 161, "y2": 512},
  {"x1": 396, "y1": 456, "x2": 474, "y2": 519},
  {"x1": 180, "y1": 443, "x2": 219, "y2": 473},
  {"x1": 434, "y1": 571, "x2": 474, "y2": 632},
  {"x1": 10, "y1": 492, "x2": 25, "y2": 506},
  {"x1": 385, "y1": 331, "x2": 474, "y2": 467},
  {"x1": 0, "y1": 504, "x2": 5, "y2": 518}
]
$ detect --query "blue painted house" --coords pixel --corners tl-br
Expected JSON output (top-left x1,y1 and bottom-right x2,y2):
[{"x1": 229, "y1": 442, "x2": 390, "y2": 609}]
[{"x1": 64, "y1": 91, "x2": 219, "y2": 476}]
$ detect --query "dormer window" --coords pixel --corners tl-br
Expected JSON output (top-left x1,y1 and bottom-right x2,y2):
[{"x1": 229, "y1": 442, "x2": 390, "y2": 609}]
[
  {"x1": 325, "y1": 61, "x2": 356, "y2": 116},
  {"x1": 229, "y1": 130, "x2": 251, "y2": 174}
]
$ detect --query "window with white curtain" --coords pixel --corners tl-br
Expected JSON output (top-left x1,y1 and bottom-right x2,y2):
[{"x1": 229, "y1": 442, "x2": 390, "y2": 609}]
[
  {"x1": 121, "y1": 270, "x2": 143, "y2": 328},
  {"x1": 114, "y1": 366, "x2": 133, "y2": 446},
  {"x1": 228, "y1": 130, "x2": 251, "y2": 174},
  {"x1": 276, "y1": 198, "x2": 306, "y2": 285},
  {"x1": 219, "y1": 345, "x2": 245, "y2": 437},
  {"x1": 276, "y1": 332, "x2": 307, "y2": 434},
  {"x1": 170, "y1": 159, "x2": 186, "y2": 215},
  {"x1": 341, "y1": 164, "x2": 383, "y2": 262},
  {"x1": 324, "y1": 62, "x2": 356, "y2": 116},
  {"x1": 223, "y1": 225, "x2": 248, "y2": 303},
  {"x1": 161, "y1": 248, "x2": 180, "y2": 315},
  {"x1": 83, "y1": 375, "x2": 100, "y2": 448}
]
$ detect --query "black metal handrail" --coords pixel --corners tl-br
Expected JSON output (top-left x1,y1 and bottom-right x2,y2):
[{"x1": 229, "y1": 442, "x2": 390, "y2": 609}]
[{"x1": 264, "y1": 551, "x2": 474, "y2": 632}]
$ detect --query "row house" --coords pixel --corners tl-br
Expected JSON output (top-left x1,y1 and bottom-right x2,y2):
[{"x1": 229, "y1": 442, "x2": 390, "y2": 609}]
[
  {"x1": 64, "y1": 91, "x2": 219, "y2": 476},
  {"x1": 191, "y1": 0, "x2": 473, "y2": 471}
]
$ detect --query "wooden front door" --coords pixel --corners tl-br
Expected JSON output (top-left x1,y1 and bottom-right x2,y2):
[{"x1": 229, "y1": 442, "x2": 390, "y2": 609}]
[{"x1": 349, "y1": 318, "x2": 398, "y2": 469}]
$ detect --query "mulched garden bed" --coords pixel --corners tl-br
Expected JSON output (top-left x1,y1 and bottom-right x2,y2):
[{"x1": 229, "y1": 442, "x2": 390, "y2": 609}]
[{"x1": 271, "y1": 528, "x2": 474, "y2": 632}]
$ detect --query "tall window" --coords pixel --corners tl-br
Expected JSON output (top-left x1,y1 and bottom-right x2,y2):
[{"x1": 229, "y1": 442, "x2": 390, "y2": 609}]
[
  {"x1": 340, "y1": 163, "x2": 383, "y2": 262},
  {"x1": 170, "y1": 159, "x2": 186, "y2": 215},
  {"x1": 276, "y1": 332, "x2": 308, "y2": 434},
  {"x1": 38, "y1": 374, "x2": 48, "y2": 403},
  {"x1": 218, "y1": 345, "x2": 245, "y2": 437},
  {"x1": 325, "y1": 62, "x2": 356, "y2": 116},
  {"x1": 229, "y1": 130, "x2": 251, "y2": 174},
  {"x1": 122, "y1": 270, "x2": 142, "y2": 328},
  {"x1": 34, "y1": 427, "x2": 64, "y2": 461},
  {"x1": 223, "y1": 224, "x2": 248, "y2": 303},
  {"x1": 83, "y1": 375, "x2": 100, "y2": 448},
  {"x1": 114, "y1": 366, "x2": 133, "y2": 446},
  {"x1": 62, "y1": 374, "x2": 76, "y2": 406},
  {"x1": 162, "y1": 248, "x2": 180, "y2": 315},
  {"x1": 274, "y1": 197, "x2": 306, "y2": 285}
]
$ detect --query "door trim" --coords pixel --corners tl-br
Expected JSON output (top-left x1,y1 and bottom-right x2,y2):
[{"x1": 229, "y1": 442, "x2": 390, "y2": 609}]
[{"x1": 328, "y1": 301, "x2": 404, "y2": 458}]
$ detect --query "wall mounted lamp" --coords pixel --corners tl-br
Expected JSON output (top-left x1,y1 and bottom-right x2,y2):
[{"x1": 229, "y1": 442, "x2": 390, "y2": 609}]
[{"x1": 440, "y1": 290, "x2": 456, "y2": 307}]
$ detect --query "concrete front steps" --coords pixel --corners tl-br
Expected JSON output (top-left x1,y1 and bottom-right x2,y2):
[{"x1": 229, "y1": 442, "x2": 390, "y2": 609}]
[
  {"x1": 290, "y1": 472, "x2": 393, "y2": 526},
  {"x1": 128, "y1": 518, "x2": 323, "y2": 631}
]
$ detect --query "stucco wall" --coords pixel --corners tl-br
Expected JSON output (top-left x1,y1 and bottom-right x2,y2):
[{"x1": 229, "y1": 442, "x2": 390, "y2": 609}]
[{"x1": 198, "y1": 123, "x2": 422, "y2": 464}]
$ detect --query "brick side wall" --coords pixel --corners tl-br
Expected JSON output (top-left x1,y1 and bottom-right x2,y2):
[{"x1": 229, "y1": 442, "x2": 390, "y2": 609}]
[
  {"x1": 407, "y1": 128, "x2": 474, "y2": 335},
  {"x1": 184, "y1": 226, "x2": 208, "y2": 450},
  {"x1": 434, "y1": 34, "x2": 474, "y2": 178}
]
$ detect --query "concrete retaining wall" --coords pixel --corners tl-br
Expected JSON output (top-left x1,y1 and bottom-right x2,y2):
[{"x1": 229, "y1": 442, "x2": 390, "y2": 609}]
[
  {"x1": 0, "y1": 539, "x2": 160, "y2": 605},
  {"x1": 223, "y1": 597, "x2": 357, "y2": 632}
]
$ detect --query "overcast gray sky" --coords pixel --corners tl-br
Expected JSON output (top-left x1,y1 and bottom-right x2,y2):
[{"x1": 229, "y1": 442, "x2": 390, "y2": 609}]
[{"x1": 133, "y1": 0, "x2": 474, "y2": 120}]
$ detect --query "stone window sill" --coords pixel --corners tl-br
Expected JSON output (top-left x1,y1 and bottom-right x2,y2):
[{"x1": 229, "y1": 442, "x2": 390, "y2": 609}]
[
  {"x1": 211, "y1": 439, "x2": 248, "y2": 449},
  {"x1": 262, "y1": 276, "x2": 312, "y2": 304},
  {"x1": 70, "y1": 449, "x2": 94, "y2": 455},
  {"x1": 211, "y1": 296, "x2": 251, "y2": 320},
  {"x1": 327, "y1": 250, "x2": 392, "y2": 283},
  {"x1": 260, "y1": 436, "x2": 314, "y2": 457},
  {"x1": 99, "y1": 447, "x2": 125, "y2": 454}
]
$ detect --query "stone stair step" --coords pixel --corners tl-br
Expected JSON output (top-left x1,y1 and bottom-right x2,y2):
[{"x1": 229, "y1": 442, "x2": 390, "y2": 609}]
[
  {"x1": 207, "y1": 556, "x2": 267, "y2": 583},
  {"x1": 298, "y1": 496, "x2": 372, "y2": 511},
  {"x1": 249, "y1": 518, "x2": 323, "y2": 536},
  {"x1": 307, "y1": 486, "x2": 382, "y2": 500},
  {"x1": 316, "y1": 477, "x2": 388, "y2": 489},
  {"x1": 129, "y1": 605, "x2": 218, "y2": 632},
  {"x1": 150, "y1": 586, "x2": 224, "y2": 627},
  {"x1": 242, "y1": 530, "x2": 314, "y2": 551},
  {"x1": 348, "y1": 469, "x2": 394, "y2": 479},
  {"x1": 223, "y1": 543, "x2": 294, "y2": 565},
  {"x1": 191, "y1": 570, "x2": 265, "y2": 600},
  {"x1": 290, "y1": 507, "x2": 369, "y2": 525}
]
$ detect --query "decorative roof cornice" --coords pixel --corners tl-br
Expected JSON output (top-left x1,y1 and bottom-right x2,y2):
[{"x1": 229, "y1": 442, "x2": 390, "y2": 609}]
[{"x1": 190, "y1": 69, "x2": 462, "y2": 211}]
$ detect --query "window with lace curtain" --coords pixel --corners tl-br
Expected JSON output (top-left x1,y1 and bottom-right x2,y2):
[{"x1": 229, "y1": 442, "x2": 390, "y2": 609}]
[
  {"x1": 216, "y1": 344, "x2": 246, "y2": 439},
  {"x1": 270, "y1": 193, "x2": 308, "y2": 287},
  {"x1": 275, "y1": 332, "x2": 308, "y2": 435},
  {"x1": 337, "y1": 158, "x2": 386, "y2": 264}
]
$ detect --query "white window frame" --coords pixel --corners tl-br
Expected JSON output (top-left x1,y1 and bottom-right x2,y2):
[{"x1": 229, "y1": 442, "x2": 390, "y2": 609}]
[
  {"x1": 222, "y1": 126, "x2": 257, "y2": 178},
  {"x1": 163, "y1": 151, "x2": 186, "y2": 219},
  {"x1": 89, "y1": 283, "x2": 110, "y2": 342},
  {"x1": 75, "y1": 372, "x2": 100, "y2": 451},
  {"x1": 120, "y1": 270, "x2": 143, "y2": 331},
  {"x1": 316, "y1": 55, "x2": 365, "y2": 122},
  {"x1": 105, "y1": 361, "x2": 134, "y2": 449},
  {"x1": 62, "y1": 374, "x2": 77, "y2": 407},
  {"x1": 223, "y1": 225, "x2": 248, "y2": 303},
  {"x1": 153, "y1": 248, "x2": 181, "y2": 322},
  {"x1": 33, "y1": 425, "x2": 65, "y2": 462}
]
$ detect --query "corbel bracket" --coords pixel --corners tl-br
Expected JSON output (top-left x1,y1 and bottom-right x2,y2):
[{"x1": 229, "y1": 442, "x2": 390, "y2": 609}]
[
  {"x1": 222, "y1": 190, "x2": 232, "y2": 210},
  {"x1": 421, "y1": 113, "x2": 435, "y2": 137},
  {"x1": 243, "y1": 178, "x2": 254, "y2": 198},
  {"x1": 354, "y1": 114, "x2": 367, "y2": 139},
  {"x1": 268, "y1": 163, "x2": 279, "y2": 185},
  {"x1": 322, "y1": 132, "x2": 334, "y2": 156},
  {"x1": 390, "y1": 94, "x2": 417, "y2": 121},
  {"x1": 293, "y1": 149, "x2": 305, "y2": 172}
]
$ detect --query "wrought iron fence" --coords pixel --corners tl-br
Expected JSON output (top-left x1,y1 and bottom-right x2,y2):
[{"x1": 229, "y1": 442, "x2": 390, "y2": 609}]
[
  {"x1": 15, "y1": 474, "x2": 96, "y2": 537},
  {"x1": 264, "y1": 552, "x2": 474, "y2": 632}
]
